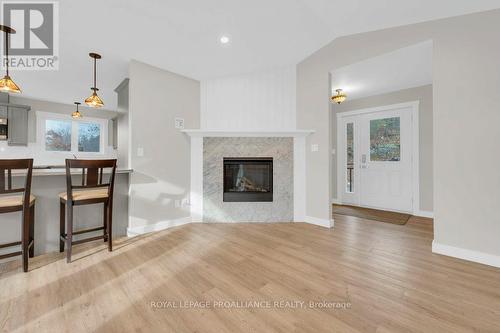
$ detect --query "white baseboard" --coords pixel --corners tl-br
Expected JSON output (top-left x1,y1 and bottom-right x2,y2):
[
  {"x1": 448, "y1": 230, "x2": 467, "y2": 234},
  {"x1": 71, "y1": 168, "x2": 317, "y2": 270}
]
[
  {"x1": 331, "y1": 198, "x2": 342, "y2": 205},
  {"x1": 304, "y1": 216, "x2": 334, "y2": 228},
  {"x1": 127, "y1": 217, "x2": 192, "y2": 237},
  {"x1": 432, "y1": 241, "x2": 500, "y2": 268},
  {"x1": 415, "y1": 210, "x2": 434, "y2": 218}
]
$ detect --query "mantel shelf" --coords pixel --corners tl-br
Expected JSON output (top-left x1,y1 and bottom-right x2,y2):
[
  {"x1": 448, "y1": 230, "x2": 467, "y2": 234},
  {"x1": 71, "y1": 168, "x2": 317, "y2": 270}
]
[{"x1": 181, "y1": 129, "x2": 315, "y2": 138}]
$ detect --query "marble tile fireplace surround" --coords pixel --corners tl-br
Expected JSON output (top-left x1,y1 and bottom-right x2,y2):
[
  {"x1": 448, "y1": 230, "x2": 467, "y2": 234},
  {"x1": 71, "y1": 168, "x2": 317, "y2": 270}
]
[{"x1": 183, "y1": 130, "x2": 313, "y2": 223}]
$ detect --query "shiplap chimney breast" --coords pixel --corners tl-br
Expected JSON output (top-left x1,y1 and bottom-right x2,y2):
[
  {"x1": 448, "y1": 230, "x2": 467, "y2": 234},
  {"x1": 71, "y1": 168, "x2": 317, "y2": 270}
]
[{"x1": 201, "y1": 66, "x2": 296, "y2": 131}]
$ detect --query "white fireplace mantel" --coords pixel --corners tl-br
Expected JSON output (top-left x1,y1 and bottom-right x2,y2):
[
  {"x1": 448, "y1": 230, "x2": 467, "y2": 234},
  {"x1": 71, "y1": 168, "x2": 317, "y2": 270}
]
[
  {"x1": 184, "y1": 128, "x2": 317, "y2": 225},
  {"x1": 181, "y1": 129, "x2": 315, "y2": 138}
]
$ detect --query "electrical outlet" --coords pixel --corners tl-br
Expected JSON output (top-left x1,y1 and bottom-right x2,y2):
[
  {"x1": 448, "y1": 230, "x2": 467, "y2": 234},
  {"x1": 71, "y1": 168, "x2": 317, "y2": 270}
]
[
  {"x1": 137, "y1": 147, "x2": 144, "y2": 157},
  {"x1": 174, "y1": 200, "x2": 181, "y2": 208}
]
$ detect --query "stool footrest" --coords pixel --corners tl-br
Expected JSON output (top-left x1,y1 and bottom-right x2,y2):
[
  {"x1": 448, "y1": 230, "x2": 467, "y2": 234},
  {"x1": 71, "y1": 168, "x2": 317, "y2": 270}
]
[
  {"x1": 60, "y1": 234, "x2": 106, "y2": 246},
  {"x1": 72, "y1": 235, "x2": 105, "y2": 245},
  {"x1": 0, "y1": 251, "x2": 22, "y2": 260},
  {"x1": 0, "y1": 241, "x2": 21, "y2": 249},
  {"x1": 73, "y1": 226, "x2": 105, "y2": 235}
]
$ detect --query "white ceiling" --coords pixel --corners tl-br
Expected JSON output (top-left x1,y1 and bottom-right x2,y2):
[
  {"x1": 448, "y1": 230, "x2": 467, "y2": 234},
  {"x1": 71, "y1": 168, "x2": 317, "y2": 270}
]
[
  {"x1": 6, "y1": 0, "x2": 500, "y2": 109},
  {"x1": 331, "y1": 41, "x2": 433, "y2": 101}
]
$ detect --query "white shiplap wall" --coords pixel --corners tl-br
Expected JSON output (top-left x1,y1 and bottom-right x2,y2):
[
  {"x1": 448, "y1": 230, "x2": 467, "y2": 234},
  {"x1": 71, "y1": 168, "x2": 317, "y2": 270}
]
[{"x1": 201, "y1": 66, "x2": 296, "y2": 131}]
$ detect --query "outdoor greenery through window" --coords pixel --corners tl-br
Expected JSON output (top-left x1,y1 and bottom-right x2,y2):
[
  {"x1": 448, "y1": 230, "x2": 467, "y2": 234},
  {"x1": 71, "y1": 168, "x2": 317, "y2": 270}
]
[
  {"x1": 346, "y1": 122, "x2": 354, "y2": 193},
  {"x1": 78, "y1": 123, "x2": 101, "y2": 152},
  {"x1": 370, "y1": 117, "x2": 400, "y2": 161},
  {"x1": 45, "y1": 119, "x2": 72, "y2": 151},
  {"x1": 44, "y1": 118, "x2": 102, "y2": 153}
]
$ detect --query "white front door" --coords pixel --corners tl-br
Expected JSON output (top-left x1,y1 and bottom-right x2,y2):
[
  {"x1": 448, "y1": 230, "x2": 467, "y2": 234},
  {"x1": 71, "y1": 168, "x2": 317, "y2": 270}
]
[{"x1": 338, "y1": 104, "x2": 416, "y2": 213}]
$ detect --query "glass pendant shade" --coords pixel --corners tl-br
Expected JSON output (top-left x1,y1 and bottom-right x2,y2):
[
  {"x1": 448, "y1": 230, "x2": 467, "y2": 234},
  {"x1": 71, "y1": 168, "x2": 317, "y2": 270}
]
[
  {"x1": 72, "y1": 102, "x2": 82, "y2": 118},
  {"x1": 331, "y1": 89, "x2": 347, "y2": 104},
  {"x1": 0, "y1": 25, "x2": 21, "y2": 94},
  {"x1": 0, "y1": 75, "x2": 21, "y2": 93},
  {"x1": 85, "y1": 89, "x2": 104, "y2": 108}
]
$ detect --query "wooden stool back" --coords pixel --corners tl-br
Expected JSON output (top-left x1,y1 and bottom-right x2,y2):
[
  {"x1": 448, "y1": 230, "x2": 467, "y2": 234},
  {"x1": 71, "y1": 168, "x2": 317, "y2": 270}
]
[
  {"x1": 64, "y1": 159, "x2": 117, "y2": 204},
  {"x1": 0, "y1": 159, "x2": 33, "y2": 213}
]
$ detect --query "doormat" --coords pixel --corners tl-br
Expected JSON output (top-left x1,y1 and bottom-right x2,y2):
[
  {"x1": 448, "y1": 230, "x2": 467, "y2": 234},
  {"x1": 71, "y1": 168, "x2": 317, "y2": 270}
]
[{"x1": 332, "y1": 204, "x2": 411, "y2": 225}]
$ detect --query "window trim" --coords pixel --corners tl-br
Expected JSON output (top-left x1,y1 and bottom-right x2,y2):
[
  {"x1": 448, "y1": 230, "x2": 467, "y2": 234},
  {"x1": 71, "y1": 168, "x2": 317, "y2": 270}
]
[{"x1": 36, "y1": 111, "x2": 108, "y2": 155}]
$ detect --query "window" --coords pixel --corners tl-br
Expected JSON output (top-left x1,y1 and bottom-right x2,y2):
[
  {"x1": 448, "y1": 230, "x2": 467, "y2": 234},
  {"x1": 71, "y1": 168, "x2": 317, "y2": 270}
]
[
  {"x1": 39, "y1": 112, "x2": 107, "y2": 154},
  {"x1": 45, "y1": 119, "x2": 72, "y2": 151},
  {"x1": 78, "y1": 123, "x2": 101, "y2": 152},
  {"x1": 346, "y1": 122, "x2": 354, "y2": 193},
  {"x1": 370, "y1": 117, "x2": 400, "y2": 162}
]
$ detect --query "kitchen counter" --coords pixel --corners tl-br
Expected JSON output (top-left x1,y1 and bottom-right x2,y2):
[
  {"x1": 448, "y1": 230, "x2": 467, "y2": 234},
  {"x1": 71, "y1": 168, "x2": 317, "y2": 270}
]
[
  {"x1": 0, "y1": 168, "x2": 130, "y2": 259},
  {"x1": 9, "y1": 166, "x2": 133, "y2": 177},
  {"x1": 31, "y1": 166, "x2": 133, "y2": 176}
]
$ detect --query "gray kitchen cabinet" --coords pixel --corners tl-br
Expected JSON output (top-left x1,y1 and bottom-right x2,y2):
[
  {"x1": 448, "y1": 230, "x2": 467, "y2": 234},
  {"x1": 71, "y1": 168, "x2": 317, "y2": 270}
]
[{"x1": 6, "y1": 104, "x2": 30, "y2": 146}]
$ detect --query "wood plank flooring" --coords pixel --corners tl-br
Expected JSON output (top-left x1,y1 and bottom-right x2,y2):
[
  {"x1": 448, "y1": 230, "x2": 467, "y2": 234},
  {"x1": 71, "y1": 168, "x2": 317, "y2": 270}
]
[{"x1": 1, "y1": 215, "x2": 500, "y2": 332}]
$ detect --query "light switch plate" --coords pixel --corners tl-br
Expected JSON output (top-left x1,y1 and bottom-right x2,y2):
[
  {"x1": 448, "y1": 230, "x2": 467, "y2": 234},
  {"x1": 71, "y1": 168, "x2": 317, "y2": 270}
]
[
  {"x1": 175, "y1": 117, "x2": 185, "y2": 129},
  {"x1": 137, "y1": 147, "x2": 144, "y2": 157},
  {"x1": 311, "y1": 144, "x2": 319, "y2": 152}
]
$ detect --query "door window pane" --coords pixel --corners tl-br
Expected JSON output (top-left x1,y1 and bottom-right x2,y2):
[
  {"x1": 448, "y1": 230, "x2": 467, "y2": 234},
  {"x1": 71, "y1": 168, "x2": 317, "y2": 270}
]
[
  {"x1": 370, "y1": 117, "x2": 400, "y2": 161},
  {"x1": 346, "y1": 122, "x2": 354, "y2": 193},
  {"x1": 45, "y1": 119, "x2": 72, "y2": 151},
  {"x1": 78, "y1": 123, "x2": 101, "y2": 152}
]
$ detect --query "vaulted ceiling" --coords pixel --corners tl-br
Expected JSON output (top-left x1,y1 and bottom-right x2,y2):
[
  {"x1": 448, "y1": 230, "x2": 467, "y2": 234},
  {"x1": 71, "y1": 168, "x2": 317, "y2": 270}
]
[
  {"x1": 7, "y1": 0, "x2": 500, "y2": 109},
  {"x1": 331, "y1": 41, "x2": 433, "y2": 101}
]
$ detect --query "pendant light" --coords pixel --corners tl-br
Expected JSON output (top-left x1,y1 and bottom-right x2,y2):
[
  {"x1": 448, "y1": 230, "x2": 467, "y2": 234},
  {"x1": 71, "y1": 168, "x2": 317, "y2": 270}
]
[
  {"x1": 331, "y1": 89, "x2": 347, "y2": 104},
  {"x1": 0, "y1": 25, "x2": 21, "y2": 94},
  {"x1": 84, "y1": 52, "x2": 104, "y2": 108},
  {"x1": 72, "y1": 102, "x2": 82, "y2": 118}
]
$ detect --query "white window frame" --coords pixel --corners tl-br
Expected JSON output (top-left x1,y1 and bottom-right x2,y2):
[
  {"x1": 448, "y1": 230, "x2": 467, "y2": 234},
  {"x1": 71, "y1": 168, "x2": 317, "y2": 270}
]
[{"x1": 36, "y1": 111, "x2": 108, "y2": 155}]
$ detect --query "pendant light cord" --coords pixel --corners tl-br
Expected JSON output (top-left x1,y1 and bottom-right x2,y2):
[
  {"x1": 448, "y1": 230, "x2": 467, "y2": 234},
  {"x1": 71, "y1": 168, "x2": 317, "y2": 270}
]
[
  {"x1": 4, "y1": 30, "x2": 9, "y2": 76},
  {"x1": 93, "y1": 56, "x2": 96, "y2": 90}
]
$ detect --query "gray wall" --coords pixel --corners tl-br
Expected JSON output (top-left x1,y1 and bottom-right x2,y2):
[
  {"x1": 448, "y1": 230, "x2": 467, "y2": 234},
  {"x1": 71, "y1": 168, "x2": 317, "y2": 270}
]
[
  {"x1": 128, "y1": 60, "x2": 200, "y2": 229},
  {"x1": 333, "y1": 85, "x2": 433, "y2": 212},
  {"x1": 297, "y1": 9, "x2": 500, "y2": 258},
  {"x1": 203, "y1": 137, "x2": 294, "y2": 222}
]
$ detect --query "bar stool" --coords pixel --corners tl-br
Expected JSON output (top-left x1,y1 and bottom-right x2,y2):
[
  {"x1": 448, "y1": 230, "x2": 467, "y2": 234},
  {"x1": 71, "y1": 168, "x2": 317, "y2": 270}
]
[
  {"x1": 59, "y1": 159, "x2": 117, "y2": 263},
  {"x1": 0, "y1": 159, "x2": 35, "y2": 272}
]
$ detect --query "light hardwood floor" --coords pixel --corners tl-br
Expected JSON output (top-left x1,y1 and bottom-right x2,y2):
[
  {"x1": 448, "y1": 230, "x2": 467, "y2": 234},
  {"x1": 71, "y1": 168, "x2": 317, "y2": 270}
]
[{"x1": 1, "y1": 215, "x2": 500, "y2": 332}]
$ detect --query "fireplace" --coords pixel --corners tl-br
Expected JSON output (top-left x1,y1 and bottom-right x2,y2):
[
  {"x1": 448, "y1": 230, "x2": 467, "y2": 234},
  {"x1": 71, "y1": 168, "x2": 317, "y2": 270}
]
[{"x1": 223, "y1": 158, "x2": 273, "y2": 202}]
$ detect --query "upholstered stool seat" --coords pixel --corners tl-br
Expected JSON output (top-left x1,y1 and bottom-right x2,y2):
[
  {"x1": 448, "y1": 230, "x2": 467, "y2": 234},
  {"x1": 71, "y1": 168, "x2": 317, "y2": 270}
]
[
  {"x1": 0, "y1": 194, "x2": 36, "y2": 209},
  {"x1": 58, "y1": 188, "x2": 108, "y2": 203}
]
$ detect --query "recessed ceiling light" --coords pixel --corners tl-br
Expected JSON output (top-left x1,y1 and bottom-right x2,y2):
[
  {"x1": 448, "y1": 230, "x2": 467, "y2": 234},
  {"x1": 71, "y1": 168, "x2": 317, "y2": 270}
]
[{"x1": 219, "y1": 35, "x2": 231, "y2": 45}]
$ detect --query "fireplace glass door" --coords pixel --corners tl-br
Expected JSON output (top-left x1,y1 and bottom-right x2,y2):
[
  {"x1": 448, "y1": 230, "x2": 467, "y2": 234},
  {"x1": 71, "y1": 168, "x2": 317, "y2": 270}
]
[{"x1": 223, "y1": 158, "x2": 273, "y2": 202}]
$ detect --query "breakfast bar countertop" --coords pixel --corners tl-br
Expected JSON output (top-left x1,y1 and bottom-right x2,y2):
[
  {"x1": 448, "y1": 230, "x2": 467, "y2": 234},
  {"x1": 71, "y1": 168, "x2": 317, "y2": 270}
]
[{"x1": 29, "y1": 166, "x2": 133, "y2": 176}]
